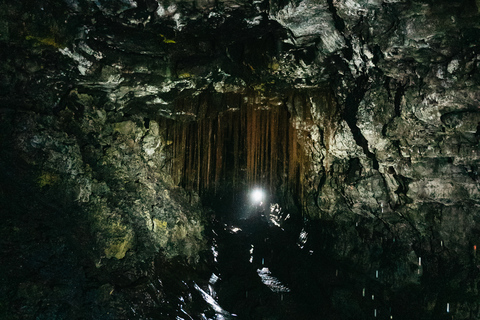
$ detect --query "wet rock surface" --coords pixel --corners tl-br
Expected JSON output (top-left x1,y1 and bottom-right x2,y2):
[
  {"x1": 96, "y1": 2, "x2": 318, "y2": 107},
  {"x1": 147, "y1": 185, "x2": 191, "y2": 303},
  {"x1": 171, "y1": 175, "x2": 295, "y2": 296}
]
[{"x1": 1, "y1": 0, "x2": 480, "y2": 319}]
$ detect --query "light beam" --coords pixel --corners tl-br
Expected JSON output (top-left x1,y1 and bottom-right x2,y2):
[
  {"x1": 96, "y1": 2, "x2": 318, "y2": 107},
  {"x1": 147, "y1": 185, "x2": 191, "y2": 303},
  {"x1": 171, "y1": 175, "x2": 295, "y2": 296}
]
[{"x1": 250, "y1": 188, "x2": 265, "y2": 204}]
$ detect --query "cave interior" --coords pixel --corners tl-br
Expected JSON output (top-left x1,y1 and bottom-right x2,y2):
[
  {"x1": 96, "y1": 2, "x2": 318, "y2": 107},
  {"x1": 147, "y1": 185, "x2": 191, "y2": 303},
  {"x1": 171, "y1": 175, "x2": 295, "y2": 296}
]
[{"x1": 1, "y1": 0, "x2": 480, "y2": 319}]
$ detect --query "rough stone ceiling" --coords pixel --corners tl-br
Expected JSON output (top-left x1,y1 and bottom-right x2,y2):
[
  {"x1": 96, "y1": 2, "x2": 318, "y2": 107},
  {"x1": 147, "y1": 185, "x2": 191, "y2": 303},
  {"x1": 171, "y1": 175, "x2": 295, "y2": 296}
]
[{"x1": 6, "y1": 0, "x2": 478, "y2": 106}]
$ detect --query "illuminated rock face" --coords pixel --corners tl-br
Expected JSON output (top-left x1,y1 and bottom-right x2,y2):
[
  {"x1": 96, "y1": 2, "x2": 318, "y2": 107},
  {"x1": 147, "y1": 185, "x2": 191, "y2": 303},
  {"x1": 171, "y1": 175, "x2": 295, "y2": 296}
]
[
  {"x1": 1, "y1": 0, "x2": 480, "y2": 318},
  {"x1": 168, "y1": 91, "x2": 315, "y2": 207}
]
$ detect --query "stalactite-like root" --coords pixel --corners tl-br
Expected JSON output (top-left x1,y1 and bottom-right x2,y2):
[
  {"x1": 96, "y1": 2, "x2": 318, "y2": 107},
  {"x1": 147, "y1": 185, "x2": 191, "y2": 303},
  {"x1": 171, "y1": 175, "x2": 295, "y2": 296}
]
[{"x1": 166, "y1": 90, "x2": 329, "y2": 209}]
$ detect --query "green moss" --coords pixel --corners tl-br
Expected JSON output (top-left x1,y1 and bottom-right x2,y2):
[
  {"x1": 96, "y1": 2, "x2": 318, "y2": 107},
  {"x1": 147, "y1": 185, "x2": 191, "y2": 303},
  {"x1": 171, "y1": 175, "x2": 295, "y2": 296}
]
[
  {"x1": 178, "y1": 72, "x2": 191, "y2": 79},
  {"x1": 87, "y1": 201, "x2": 135, "y2": 260},
  {"x1": 37, "y1": 171, "x2": 59, "y2": 188},
  {"x1": 113, "y1": 120, "x2": 135, "y2": 135},
  {"x1": 103, "y1": 222, "x2": 133, "y2": 260},
  {"x1": 153, "y1": 218, "x2": 168, "y2": 232},
  {"x1": 268, "y1": 59, "x2": 280, "y2": 71},
  {"x1": 159, "y1": 34, "x2": 176, "y2": 44},
  {"x1": 104, "y1": 235, "x2": 133, "y2": 260},
  {"x1": 25, "y1": 35, "x2": 62, "y2": 48}
]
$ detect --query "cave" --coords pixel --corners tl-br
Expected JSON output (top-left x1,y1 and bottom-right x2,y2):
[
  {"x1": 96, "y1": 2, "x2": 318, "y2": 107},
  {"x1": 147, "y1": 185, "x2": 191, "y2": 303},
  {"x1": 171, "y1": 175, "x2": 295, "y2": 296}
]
[{"x1": 1, "y1": 0, "x2": 480, "y2": 319}]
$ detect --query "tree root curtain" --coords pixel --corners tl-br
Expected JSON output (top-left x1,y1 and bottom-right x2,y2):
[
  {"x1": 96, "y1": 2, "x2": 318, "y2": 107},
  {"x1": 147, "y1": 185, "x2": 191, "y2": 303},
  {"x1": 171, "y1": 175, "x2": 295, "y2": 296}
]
[{"x1": 166, "y1": 91, "x2": 314, "y2": 205}]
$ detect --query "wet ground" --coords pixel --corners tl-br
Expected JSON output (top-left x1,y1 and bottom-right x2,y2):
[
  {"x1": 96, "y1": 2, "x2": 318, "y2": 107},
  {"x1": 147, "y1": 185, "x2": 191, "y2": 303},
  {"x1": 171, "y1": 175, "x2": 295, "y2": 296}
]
[
  {"x1": 187, "y1": 196, "x2": 480, "y2": 320},
  {"x1": 140, "y1": 190, "x2": 480, "y2": 320}
]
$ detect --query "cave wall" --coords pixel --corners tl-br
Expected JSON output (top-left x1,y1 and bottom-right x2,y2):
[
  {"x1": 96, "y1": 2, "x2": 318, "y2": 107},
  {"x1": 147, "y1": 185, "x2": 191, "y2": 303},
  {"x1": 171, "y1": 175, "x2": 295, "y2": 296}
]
[
  {"x1": 0, "y1": 88, "x2": 208, "y2": 318},
  {"x1": 1, "y1": 0, "x2": 480, "y2": 318}
]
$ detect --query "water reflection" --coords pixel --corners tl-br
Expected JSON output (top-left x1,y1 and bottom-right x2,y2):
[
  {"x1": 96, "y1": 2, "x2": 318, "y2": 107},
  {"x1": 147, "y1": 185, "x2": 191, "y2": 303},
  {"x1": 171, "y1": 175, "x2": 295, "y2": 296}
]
[
  {"x1": 256, "y1": 267, "x2": 290, "y2": 293},
  {"x1": 203, "y1": 199, "x2": 480, "y2": 319},
  {"x1": 153, "y1": 197, "x2": 480, "y2": 320},
  {"x1": 194, "y1": 283, "x2": 235, "y2": 320}
]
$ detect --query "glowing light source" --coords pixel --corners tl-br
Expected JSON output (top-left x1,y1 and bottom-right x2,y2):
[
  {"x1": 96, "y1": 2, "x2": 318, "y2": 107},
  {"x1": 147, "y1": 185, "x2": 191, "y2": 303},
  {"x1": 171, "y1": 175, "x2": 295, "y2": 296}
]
[{"x1": 250, "y1": 188, "x2": 265, "y2": 204}]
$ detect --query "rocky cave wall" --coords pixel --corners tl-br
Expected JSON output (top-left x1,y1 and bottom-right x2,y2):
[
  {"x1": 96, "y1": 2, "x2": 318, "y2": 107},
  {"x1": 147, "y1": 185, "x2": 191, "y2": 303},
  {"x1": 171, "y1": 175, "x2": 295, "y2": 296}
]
[{"x1": 1, "y1": 0, "x2": 480, "y2": 318}]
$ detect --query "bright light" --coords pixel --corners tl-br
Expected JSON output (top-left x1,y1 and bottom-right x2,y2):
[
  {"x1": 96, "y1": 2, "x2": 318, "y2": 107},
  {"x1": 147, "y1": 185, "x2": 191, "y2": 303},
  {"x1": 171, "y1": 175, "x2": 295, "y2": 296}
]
[{"x1": 250, "y1": 188, "x2": 265, "y2": 204}]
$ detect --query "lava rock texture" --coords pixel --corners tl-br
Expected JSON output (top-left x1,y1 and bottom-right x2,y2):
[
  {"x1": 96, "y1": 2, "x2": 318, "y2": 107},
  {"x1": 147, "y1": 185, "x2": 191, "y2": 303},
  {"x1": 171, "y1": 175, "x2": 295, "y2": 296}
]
[{"x1": 1, "y1": 0, "x2": 480, "y2": 318}]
